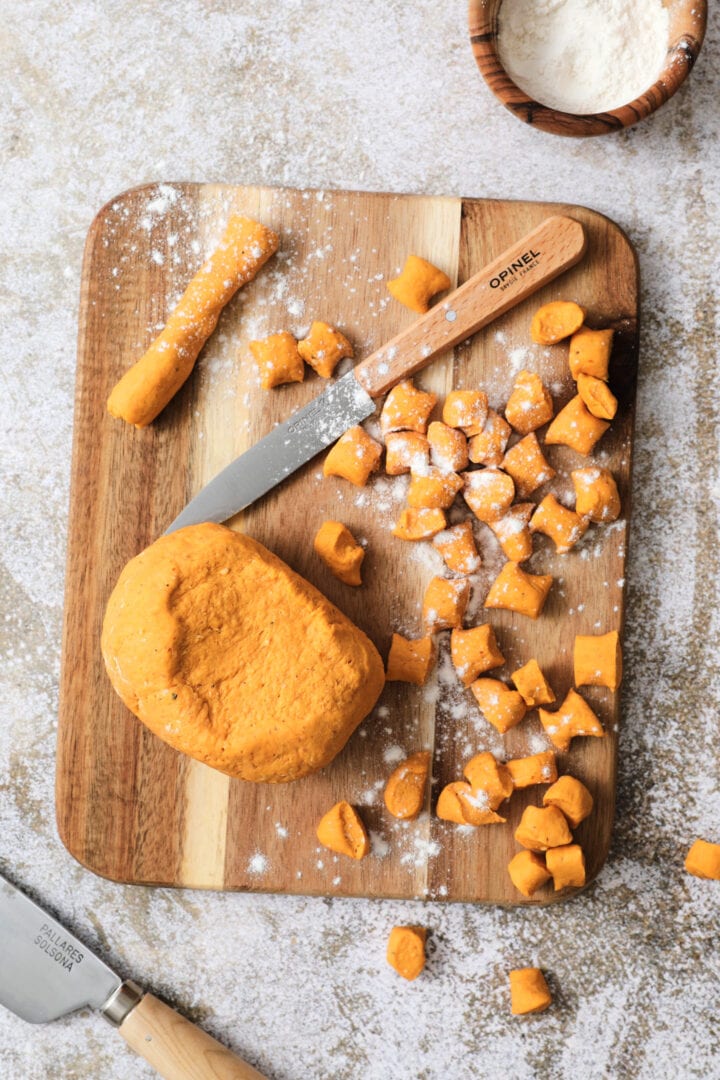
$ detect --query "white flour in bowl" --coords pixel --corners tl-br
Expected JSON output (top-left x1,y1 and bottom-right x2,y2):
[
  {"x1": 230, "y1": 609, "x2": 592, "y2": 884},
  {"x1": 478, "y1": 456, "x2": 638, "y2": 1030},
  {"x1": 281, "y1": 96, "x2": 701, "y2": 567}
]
[{"x1": 497, "y1": 0, "x2": 670, "y2": 115}]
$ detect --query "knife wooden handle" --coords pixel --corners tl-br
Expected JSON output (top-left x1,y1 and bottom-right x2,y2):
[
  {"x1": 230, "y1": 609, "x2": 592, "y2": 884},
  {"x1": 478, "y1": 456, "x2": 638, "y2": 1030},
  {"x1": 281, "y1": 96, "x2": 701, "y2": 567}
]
[
  {"x1": 353, "y1": 214, "x2": 586, "y2": 398},
  {"x1": 119, "y1": 992, "x2": 267, "y2": 1080}
]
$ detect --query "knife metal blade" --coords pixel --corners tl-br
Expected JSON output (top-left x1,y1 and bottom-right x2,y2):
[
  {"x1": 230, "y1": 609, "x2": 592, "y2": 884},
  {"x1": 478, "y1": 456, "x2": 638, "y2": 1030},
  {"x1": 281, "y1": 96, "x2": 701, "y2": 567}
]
[
  {"x1": 0, "y1": 871, "x2": 121, "y2": 1024},
  {"x1": 166, "y1": 370, "x2": 375, "y2": 533}
]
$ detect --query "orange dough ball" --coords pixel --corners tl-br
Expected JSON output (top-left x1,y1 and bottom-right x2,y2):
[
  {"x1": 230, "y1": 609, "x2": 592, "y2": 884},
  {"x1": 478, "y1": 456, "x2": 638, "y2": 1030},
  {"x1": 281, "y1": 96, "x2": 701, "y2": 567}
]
[
  {"x1": 323, "y1": 425, "x2": 383, "y2": 486},
  {"x1": 470, "y1": 678, "x2": 527, "y2": 734},
  {"x1": 508, "y1": 850, "x2": 552, "y2": 898},
  {"x1": 316, "y1": 801, "x2": 369, "y2": 859},
  {"x1": 545, "y1": 844, "x2": 586, "y2": 890},
  {"x1": 422, "y1": 576, "x2": 470, "y2": 633},
  {"x1": 501, "y1": 433, "x2": 556, "y2": 499},
  {"x1": 509, "y1": 968, "x2": 553, "y2": 1015},
  {"x1": 463, "y1": 751, "x2": 513, "y2": 809},
  {"x1": 432, "y1": 521, "x2": 481, "y2": 575},
  {"x1": 574, "y1": 630, "x2": 622, "y2": 691},
  {"x1": 250, "y1": 331, "x2": 305, "y2": 389},
  {"x1": 380, "y1": 378, "x2": 437, "y2": 436},
  {"x1": 427, "y1": 421, "x2": 469, "y2": 471},
  {"x1": 531, "y1": 300, "x2": 585, "y2": 345},
  {"x1": 387, "y1": 926, "x2": 427, "y2": 980},
  {"x1": 506, "y1": 751, "x2": 558, "y2": 789},
  {"x1": 504, "y1": 370, "x2": 554, "y2": 435},
  {"x1": 484, "y1": 562, "x2": 553, "y2": 620},
  {"x1": 384, "y1": 431, "x2": 430, "y2": 476},
  {"x1": 685, "y1": 839, "x2": 720, "y2": 880},
  {"x1": 385, "y1": 634, "x2": 436, "y2": 686},
  {"x1": 407, "y1": 466, "x2": 464, "y2": 510},
  {"x1": 488, "y1": 503, "x2": 535, "y2": 564},
  {"x1": 543, "y1": 775, "x2": 593, "y2": 828},
  {"x1": 545, "y1": 395, "x2": 610, "y2": 455},
  {"x1": 384, "y1": 751, "x2": 431, "y2": 820},
  {"x1": 392, "y1": 508, "x2": 447, "y2": 541},
  {"x1": 387, "y1": 255, "x2": 451, "y2": 314},
  {"x1": 577, "y1": 373, "x2": 618, "y2": 420},
  {"x1": 436, "y1": 781, "x2": 473, "y2": 824},
  {"x1": 313, "y1": 521, "x2": 364, "y2": 586},
  {"x1": 511, "y1": 658, "x2": 556, "y2": 707},
  {"x1": 530, "y1": 494, "x2": 589, "y2": 554},
  {"x1": 569, "y1": 326, "x2": 613, "y2": 381},
  {"x1": 539, "y1": 688, "x2": 605, "y2": 752},
  {"x1": 297, "y1": 320, "x2": 353, "y2": 378},
  {"x1": 451, "y1": 625, "x2": 505, "y2": 687},
  {"x1": 462, "y1": 467, "x2": 515, "y2": 523},
  {"x1": 571, "y1": 466, "x2": 621, "y2": 523},
  {"x1": 515, "y1": 805, "x2": 573, "y2": 852},
  {"x1": 468, "y1": 409, "x2": 512, "y2": 465},
  {"x1": 442, "y1": 390, "x2": 489, "y2": 433}
]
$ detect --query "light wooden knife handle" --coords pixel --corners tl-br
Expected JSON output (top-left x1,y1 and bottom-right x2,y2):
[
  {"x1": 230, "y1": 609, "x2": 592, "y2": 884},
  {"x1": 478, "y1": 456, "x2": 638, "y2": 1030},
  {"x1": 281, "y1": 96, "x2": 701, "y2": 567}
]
[
  {"x1": 354, "y1": 214, "x2": 586, "y2": 398},
  {"x1": 119, "y1": 993, "x2": 267, "y2": 1080}
]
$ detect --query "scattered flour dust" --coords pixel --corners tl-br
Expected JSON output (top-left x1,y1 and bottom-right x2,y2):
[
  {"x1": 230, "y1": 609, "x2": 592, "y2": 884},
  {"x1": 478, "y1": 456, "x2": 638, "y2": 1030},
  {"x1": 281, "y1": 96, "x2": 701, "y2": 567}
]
[
  {"x1": 497, "y1": 0, "x2": 669, "y2": 114},
  {"x1": 247, "y1": 852, "x2": 269, "y2": 875}
]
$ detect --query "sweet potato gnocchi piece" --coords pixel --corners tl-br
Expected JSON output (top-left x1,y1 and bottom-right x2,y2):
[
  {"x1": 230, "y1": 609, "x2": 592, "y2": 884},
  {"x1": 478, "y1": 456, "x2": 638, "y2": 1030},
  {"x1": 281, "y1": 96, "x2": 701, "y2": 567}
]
[
  {"x1": 423, "y1": 576, "x2": 470, "y2": 632},
  {"x1": 571, "y1": 466, "x2": 621, "y2": 523},
  {"x1": 384, "y1": 751, "x2": 431, "y2": 820},
  {"x1": 539, "y1": 689, "x2": 605, "y2": 752},
  {"x1": 515, "y1": 805, "x2": 573, "y2": 852},
  {"x1": 442, "y1": 389, "x2": 489, "y2": 433},
  {"x1": 685, "y1": 839, "x2": 720, "y2": 880},
  {"x1": 387, "y1": 926, "x2": 427, "y2": 980},
  {"x1": 385, "y1": 634, "x2": 436, "y2": 686},
  {"x1": 387, "y1": 255, "x2": 451, "y2": 314},
  {"x1": 462, "y1": 468, "x2": 515, "y2": 523},
  {"x1": 511, "y1": 659, "x2": 555, "y2": 707},
  {"x1": 432, "y1": 521, "x2": 481, "y2": 575},
  {"x1": 380, "y1": 378, "x2": 437, "y2": 436},
  {"x1": 577, "y1": 373, "x2": 618, "y2": 420},
  {"x1": 501, "y1": 433, "x2": 555, "y2": 498},
  {"x1": 436, "y1": 781, "x2": 473, "y2": 823},
  {"x1": 451, "y1": 625, "x2": 505, "y2": 687},
  {"x1": 569, "y1": 326, "x2": 613, "y2": 381},
  {"x1": 574, "y1": 630, "x2": 622, "y2": 691},
  {"x1": 251, "y1": 331, "x2": 305, "y2": 390},
  {"x1": 463, "y1": 751, "x2": 513, "y2": 809},
  {"x1": 457, "y1": 787, "x2": 507, "y2": 826},
  {"x1": 488, "y1": 503, "x2": 534, "y2": 564},
  {"x1": 324, "y1": 425, "x2": 383, "y2": 486},
  {"x1": 505, "y1": 371, "x2": 554, "y2": 435},
  {"x1": 468, "y1": 409, "x2": 512, "y2": 465},
  {"x1": 407, "y1": 466, "x2": 464, "y2": 510},
  {"x1": 484, "y1": 562, "x2": 553, "y2": 620},
  {"x1": 508, "y1": 850, "x2": 552, "y2": 898},
  {"x1": 470, "y1": 678, "x2": 527, "y2": 734},
  {"x1": 316, "y1": 801, "x2": 369, "y2": 859},
  {"x1": 392, "y1": 507, "x2": 447, "y2": 541},
  {"x1": 427, "y1": 421, "x2": 469, "y2": 471},
  {"x1": 385, "y1": 431, "x2": 430, "y2": 476},
  {"x1": 545, "y1": 844, "x2": 586, "y2": 890},
  {"x1": 530, "y1": 494, "x2": 589, "y2": 554},
  {"x1": 543, "y1": 775, "x2": 593, "y2": 828},
  {"x1": 297, "y1": 320, "x2": 353, "y2": 378},
  {"x1": 544, "y1": 395, "x2": 610, "y2": 455},
  {"x1": 509, "y1": 968, "x2": 552, "y2": 1015},
  {"x1": 313, "y1": 521, "x2": 365, "y2": 586},
  {"x1": 507, "y1": 750, "x2": 558, "y2": 789},
  {"x1": 531, "y1": 300, "x2": 585, "y2": 345}
]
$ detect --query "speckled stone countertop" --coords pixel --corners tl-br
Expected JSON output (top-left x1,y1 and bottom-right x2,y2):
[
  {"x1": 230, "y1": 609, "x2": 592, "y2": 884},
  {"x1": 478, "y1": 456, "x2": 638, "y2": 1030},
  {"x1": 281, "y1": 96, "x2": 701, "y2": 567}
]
[{"x1": 2, "y1": 3, "x2": 719, "y2": 1078}]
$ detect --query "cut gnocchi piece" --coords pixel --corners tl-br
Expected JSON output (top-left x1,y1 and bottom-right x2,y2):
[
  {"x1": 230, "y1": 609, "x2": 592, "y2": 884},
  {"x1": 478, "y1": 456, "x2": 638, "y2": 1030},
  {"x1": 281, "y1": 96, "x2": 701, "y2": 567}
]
[
  {"x1": 577, "y1": 373, "x2": 618, "y2": 420},
  {"x1": 509, "y1": 968, "x2": 553, "y2": 1015},
  {"x1": 323, "y1": 425, "x2": 383, "y2": 486},
  {"x1": 504, "y1": 371, "x2": 554, "y2": 435},
  {"x1": 297, "y1": 320, "x2": 353, "y2": 378},
  {"x1": 574, "y1": 630, "x2": 622, "y2": 691},
  {"x1": 539, "y1": 689, "x2": 605, "y2": 752},
  {"x1": 545, "y1": 844, "x2": 586, "y2": 890},
  {"x1": 313, "y1": 521, "x2": 365, "y2": 586},
  {"x1": 488, "y1": 503, "x2": 535, "y2": 564},
  {"x1": 569, "y1": 326, "x2": 613, "y2": 381},
  {"x1": 463, "y1": 751, "x2": 513, "y2": 809},
  {"x1": 450, "y1": 625, "x2": 505, "y2": 687},
  {"x1": 316, "y1": 801, "x2": 370, "y2": 859},
  {"x1": 422, "y1": 576, "x2": 470, "y2": 632},
  {"x1": 442, "y1": 389, "x2": 488, "y2": 433},
  {"x1": 470, "y1": 678, "x2": 527, "y2": 734},
  {"x1": 385, "y1": 634, "x2": 436, "y2": 686},
  {"x1": 462, "y1": 467, "x2": 515, "y2": 523},
  {"x1": 506, "y1": 750, "x2": 558, "y2": 789},
  {"x1": 571, "y1": 466, "x2": 621, "y2": 523},
  {"x1": 468, "y1": 409, "x2": 512, "y2": 466},
  {"x1": 436, "y1": 781, "x2": 473, "y2": 823},
  {"x1": 427, "y1": 421, "x2": 469, "y2": 471},
  {"x1": 501, "y1": 433, "x2": 555, "y2": 498},
  {"x1": 384, "y1": 431, "x2": 430, "y2": 476},
  {"x1": 387, "y1": 255, "x2": 451, "y2": 314},
  {"x1": 544, "y1": 395, "x2": 610, "y2": 455},
  {"x1": 508, "y1": 850, "x2": 552, "y2": 898},
  {"x1": 392, "y1": 507, "x2": 447, "y2": 540},
  {"x1": 511, "y1": 658, "x2": 556, "y2": 707},
  {"x1": 380, "y1": 378, "x2": 437, "y2": 436},
  {"x1": 387, "y1": 925, "x2": 428, "y2": 980},
  {"x1": 514, "y1": 805, "x2": 573, "y2": 852},
  {"x1": 531, "y1": 300, "x2": 585, "y2": 345},
  {"x1": 384, "y1": 751, "x2": 431, "y2": 820},
  {"x1": 432, "y1": 521, "x2": 481, "y2": 574},
  {"x1": 530, "y1": 494, "x2": 589, "y2": 553},
  {"x1": 484, "y1": 562, "x2": 553, "y2": 620},
  {"x1": 407, "y1": 465, "x2": 464, "y2": 510},
  {"x1": 250, "y1": 331, "x2": 305, "y2": 389},
  {"x1": 543, "y1": 775, "x2": 593, "y2": 828},
  {"x1": 685, "y1": 839, "x2": 720, "y2": 880}
]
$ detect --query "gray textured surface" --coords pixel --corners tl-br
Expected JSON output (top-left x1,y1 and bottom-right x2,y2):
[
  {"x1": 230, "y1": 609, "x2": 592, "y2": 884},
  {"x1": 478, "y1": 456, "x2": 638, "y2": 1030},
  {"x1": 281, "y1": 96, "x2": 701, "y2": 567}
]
[{"x1": 1, "y1": 2, "x2": 719, "y2": 1077}]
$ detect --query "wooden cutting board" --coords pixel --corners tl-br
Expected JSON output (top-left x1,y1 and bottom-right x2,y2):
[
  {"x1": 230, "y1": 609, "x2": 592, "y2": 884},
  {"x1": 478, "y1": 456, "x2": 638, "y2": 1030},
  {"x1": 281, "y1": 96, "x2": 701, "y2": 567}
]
[{"x1": 57, "y1": 184, "x2": 638, "y2": 904}]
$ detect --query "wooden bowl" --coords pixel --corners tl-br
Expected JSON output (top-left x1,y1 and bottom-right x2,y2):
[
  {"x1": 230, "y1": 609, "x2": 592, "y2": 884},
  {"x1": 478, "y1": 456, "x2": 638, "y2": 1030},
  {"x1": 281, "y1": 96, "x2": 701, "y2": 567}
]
[{"x1": 469, "y1": 0, "x2": 707, "y2": 137}]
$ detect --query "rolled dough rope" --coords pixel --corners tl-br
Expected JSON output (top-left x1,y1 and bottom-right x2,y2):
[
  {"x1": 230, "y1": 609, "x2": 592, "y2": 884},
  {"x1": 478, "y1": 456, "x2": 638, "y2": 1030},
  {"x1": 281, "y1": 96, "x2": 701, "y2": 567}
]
[{"x1": 107, "y1": 214, "x2": 279, "y2": 427}]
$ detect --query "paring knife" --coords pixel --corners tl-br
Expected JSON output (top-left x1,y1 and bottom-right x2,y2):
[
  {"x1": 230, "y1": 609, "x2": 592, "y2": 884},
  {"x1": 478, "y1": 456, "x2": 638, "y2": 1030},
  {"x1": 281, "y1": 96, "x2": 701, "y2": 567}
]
[
  {"x1": 0, "y1": 871, "x2": 266, "y2": 1079},
  {"x1": 166, "y1": 214, "x2": 586, "y2": 533}
]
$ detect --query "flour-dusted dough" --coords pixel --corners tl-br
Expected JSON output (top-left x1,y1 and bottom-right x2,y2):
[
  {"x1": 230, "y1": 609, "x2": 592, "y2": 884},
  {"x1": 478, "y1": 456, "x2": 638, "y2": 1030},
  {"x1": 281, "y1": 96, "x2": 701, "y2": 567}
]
[{"x1": 101, "y1": 523, "x2": 385, "y2": 782}]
